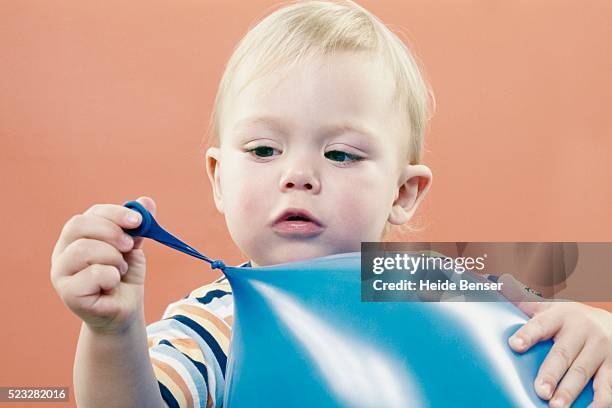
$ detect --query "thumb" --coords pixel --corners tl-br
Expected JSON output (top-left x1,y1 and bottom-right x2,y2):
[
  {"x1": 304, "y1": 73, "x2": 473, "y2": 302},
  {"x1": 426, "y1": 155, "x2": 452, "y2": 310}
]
[
  {"x1": 137, "y1": 196, "x2": 157, "y2": 217},
  {"x1": 132, "y1": 196, "x2": 157, "y2": 250}
]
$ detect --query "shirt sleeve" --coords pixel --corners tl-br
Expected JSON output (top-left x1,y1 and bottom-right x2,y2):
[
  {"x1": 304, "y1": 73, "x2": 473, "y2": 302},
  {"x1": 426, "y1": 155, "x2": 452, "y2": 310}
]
[{"x1": 146, "y1": 277, "x2": 234, "y2": 408}]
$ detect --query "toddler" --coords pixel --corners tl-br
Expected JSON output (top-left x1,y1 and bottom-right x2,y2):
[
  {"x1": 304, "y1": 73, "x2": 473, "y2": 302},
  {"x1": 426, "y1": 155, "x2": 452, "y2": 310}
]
[{"x1": 51, "y1": 1, "x2": 612, "y2": 407}]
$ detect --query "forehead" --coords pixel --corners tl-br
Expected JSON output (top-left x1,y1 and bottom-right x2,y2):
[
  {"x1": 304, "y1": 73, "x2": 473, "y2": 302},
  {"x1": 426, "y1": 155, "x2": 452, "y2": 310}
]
[
  {"x1": 223, "y1": 52, "x2": 408, "y2": 149},
  {"x1": 232, "y1": 115, "x2": 378, "y2": 143}
]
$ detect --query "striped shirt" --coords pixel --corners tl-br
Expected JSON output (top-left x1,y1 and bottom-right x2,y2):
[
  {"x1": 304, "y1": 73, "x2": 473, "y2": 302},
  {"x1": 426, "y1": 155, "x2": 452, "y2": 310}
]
[{"x1": 146, "y1": 272, "x2": 238, "y2": 408}]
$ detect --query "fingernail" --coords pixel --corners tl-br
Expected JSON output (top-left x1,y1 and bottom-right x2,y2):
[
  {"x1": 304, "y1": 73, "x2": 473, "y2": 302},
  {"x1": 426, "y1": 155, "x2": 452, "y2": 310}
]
[
  {"x1": 126, "y1": 212, "x2": 140, "y2": 225},
  {"x1": 536, "y1": 381, "x2": 552, "y2": 399},
  {"x1": 120, "y1": 262, "x2": 129, "y2": 275},
  {"x1": 550, "y1": 397, "x2": 566, "y2": 408},
  {"x1": 510, "y1": 335, "x2": 525, "y2": 349}
]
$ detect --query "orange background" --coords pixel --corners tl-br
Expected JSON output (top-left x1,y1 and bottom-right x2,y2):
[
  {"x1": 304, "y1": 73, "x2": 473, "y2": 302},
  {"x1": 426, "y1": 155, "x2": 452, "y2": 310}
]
[{"x1": 1, "y1": 1, "x2": 611, "y2": 405}]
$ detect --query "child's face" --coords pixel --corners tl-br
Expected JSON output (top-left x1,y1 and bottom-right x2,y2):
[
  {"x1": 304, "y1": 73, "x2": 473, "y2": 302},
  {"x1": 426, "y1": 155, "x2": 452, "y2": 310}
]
[{"x1": 207, "y1": 52, "x2": 431, "y2": 266}]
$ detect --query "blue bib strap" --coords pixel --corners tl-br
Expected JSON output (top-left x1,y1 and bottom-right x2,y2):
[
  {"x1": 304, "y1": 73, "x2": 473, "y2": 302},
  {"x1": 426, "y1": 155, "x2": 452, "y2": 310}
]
[{"x1": 122, "y1": 200, "x2": 226, "y2": 271}]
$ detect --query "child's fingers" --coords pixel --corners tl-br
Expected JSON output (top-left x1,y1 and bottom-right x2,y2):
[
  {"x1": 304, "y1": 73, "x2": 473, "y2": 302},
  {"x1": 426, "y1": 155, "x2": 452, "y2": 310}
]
[
  {"x1": 52, "y1": 214, "x2": 134, "y2": 258},
  {"x1": 59, "y1": 264, "x2": 122, "y2": 315},
  {"x1": 533, "y1": 329, "x2": 586, "y2": 400},
  {"x1": 508, "y1": 312, "x2": 562, "y2": 352},
  {"x1": 131, "y1": 196, "x2": 156, "y2": 250},
  {"x1": 69, "y1": 264, "x2": 122, "y2": 297},
  {"x1": 514, "y1": 301, "x2": 548, "y2": 319},
  {"x1": 83, "y1": 203, "x2": 143, "y2": 226},
  {"x1": 589, "y1": 360, "x2": 612, "y2": 408},
  {"x1": 548, "y1": 338, "x2": 607, "y2": 408},
  {"x1": 53, "y1": 238, "x2": 128, "y2": 279},
  {"x1": 53, "y1": 206, "x2": 141, "y2": 258}
]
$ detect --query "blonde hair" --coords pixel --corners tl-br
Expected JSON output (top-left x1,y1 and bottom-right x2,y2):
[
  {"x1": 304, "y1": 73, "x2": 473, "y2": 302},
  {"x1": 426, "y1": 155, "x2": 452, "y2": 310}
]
[{"x1": 206, "y1": 0, "x2": 435, "y2": 166}]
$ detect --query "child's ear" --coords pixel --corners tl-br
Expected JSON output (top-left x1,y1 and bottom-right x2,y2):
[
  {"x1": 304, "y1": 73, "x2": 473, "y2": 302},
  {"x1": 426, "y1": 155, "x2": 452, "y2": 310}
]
[
  {"x1": 388, "y1": 164, "x2": 432, "y2": 225},
  {"x1": 205, "y1": 147, "x2": 224, "y2": 214}
]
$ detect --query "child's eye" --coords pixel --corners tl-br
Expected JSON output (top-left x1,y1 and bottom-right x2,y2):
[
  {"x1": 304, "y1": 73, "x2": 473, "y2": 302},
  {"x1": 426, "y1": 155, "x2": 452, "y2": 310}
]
[
  {"x1": 324, "y1": 150, "x2": 363, "y2": 164},
  {"x1": 247, "y1": 146, "x2": 280, "y2": 158}
]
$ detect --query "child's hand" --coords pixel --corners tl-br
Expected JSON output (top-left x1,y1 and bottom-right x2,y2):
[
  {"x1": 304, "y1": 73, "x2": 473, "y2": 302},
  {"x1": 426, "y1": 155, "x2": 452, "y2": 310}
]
[
  {"x1": 50, "y1": 196, "x2": 156, "y2": 334},
  {"x1": 500, "y1": 275, "x2": 612, "y2": 408}
]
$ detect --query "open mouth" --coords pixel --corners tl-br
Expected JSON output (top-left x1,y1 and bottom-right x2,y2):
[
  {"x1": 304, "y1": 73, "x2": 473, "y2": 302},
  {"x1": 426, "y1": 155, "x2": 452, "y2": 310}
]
[
  {"x1": 286, "y1": 215, "x2": 311, "y2": 222},
  {"x1": 271, "y1": 209, "x2": 325, "y2": 237}
]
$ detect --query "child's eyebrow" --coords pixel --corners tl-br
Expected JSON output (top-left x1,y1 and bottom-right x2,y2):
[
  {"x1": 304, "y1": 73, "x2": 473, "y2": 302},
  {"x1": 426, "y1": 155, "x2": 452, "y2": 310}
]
[
  {"x1": 233, "y1": 116, "x2": 289, "y2": 135},
  {"x1": 233, "y1": 115, "x2": 377, "y2": 140}
]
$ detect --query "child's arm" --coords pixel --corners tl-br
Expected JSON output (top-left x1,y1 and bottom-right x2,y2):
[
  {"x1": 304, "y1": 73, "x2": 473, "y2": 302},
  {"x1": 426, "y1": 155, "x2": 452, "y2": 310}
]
[
  {"x1": 501, "y1": 275, "x2": 612, "y2": 408},
  {"x1": 51, "y1": 197, "x2": 164, "y2": 407},
  {"x1": 74, "y1": 315, "x2": 164, "y2": 407}
]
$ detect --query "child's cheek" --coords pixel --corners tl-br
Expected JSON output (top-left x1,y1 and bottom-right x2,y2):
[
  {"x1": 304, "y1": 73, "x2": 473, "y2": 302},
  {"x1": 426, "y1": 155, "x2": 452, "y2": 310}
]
[
  {"x1": 225, "y1": 177, "x2": 264, "y2": 217},
  {"x1": 332, "y1": 186, "x2": 374, "y2": 232},
  {"x1": 238, "y1": 184, "x2": 266, "y2": 217},
  {"x1": 331, "y1": 175, "x2": 391, "y2": 239}
]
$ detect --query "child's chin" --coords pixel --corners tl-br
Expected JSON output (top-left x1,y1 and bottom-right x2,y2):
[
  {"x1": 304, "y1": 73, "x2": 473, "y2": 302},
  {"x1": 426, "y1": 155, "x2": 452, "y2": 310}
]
[{"x1": 262, "y1": 244, "x2": 334, "y2": 266}]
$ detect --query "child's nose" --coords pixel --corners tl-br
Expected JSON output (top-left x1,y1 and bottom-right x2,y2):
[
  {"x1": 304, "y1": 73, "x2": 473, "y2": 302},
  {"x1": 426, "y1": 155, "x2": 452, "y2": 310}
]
[{"x1": 279, "y1": 167, "x2": 321, "y2": 193}]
